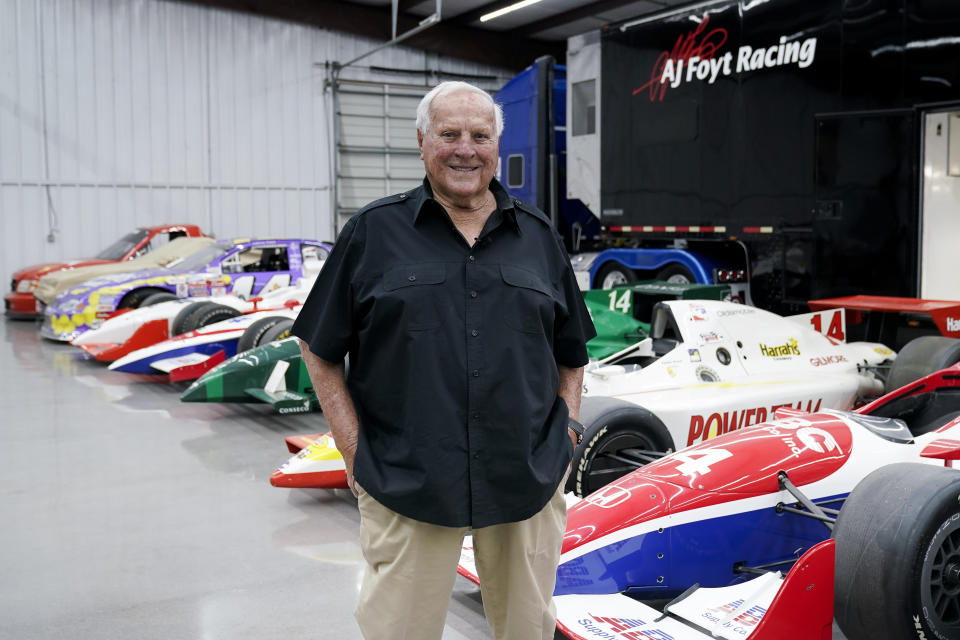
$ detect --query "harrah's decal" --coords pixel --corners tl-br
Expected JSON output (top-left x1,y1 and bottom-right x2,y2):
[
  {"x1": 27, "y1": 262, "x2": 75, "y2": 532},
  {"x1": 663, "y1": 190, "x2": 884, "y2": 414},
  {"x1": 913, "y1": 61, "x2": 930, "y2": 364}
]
[
  {"x1": 687, "y1": 398, "x2": 823, "y2": 445},
  {"x1": 633, "y1": 14, "x2": 817, "y2": 102},
  {"x1": 759, "y1": 338, "x2": 800, "y2": 358}
]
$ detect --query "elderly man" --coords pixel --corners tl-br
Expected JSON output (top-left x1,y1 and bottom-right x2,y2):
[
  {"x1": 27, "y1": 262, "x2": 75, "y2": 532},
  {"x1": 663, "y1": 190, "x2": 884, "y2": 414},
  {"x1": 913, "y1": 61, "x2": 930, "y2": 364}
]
[{"x1": 292, "y1": 80, "x2": 595, "y2": 640}]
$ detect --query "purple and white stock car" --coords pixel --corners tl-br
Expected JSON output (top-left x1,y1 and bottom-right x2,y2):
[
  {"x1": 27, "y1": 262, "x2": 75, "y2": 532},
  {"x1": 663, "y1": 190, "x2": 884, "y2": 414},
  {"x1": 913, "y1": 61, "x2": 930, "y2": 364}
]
[{"x1": 40, "y1": 238, "x2": 330, "y2": 342}]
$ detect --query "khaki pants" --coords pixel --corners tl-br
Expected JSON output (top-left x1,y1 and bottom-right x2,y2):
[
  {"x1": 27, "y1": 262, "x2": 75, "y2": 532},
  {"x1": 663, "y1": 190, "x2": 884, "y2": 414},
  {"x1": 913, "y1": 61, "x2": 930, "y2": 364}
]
[{"x1": 354, "y1": 485, "x2": 567, "y2": 640}]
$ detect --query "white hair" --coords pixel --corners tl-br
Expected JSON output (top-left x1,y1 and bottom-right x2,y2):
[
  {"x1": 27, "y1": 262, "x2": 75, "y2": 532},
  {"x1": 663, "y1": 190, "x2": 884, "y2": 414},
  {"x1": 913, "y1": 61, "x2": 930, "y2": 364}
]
[{"x1": 416, "y1": 81, "x2": 504, "y2": 137}]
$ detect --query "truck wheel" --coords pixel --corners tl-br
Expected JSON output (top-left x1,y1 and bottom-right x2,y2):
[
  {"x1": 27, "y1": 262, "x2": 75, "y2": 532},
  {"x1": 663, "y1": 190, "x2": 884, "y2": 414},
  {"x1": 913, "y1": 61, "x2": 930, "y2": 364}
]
[
  {"x1": 171, "y1": 302, "x2": 217, "y2": 336},
  {"x1": 594, "y1": 262, "x2": 637, "y2": 289},
  {"x1": 884, "y1": 337, "x2": 960, "y2": 394},
  {"x1": 139, "y1": 291, "x2": 178, "y2": 307},
  {"x1": 258, "y1": 318, "x2": 295, "y2": 345},
  {"x1": 180, "y1": 304, "x2": 241, "y2": 333},
  {"x1": 833, "y1": 462, "x2": 960, "y2": 640},
  {"x1": 568, "y1": 396, "x2": 674, "y2": 497},
  {"x1": 656, "y1": 264, "x2": 696, "y2": 284},
  {"x1": 237, "y1": 316, "x2": 290, "y2": 353}
]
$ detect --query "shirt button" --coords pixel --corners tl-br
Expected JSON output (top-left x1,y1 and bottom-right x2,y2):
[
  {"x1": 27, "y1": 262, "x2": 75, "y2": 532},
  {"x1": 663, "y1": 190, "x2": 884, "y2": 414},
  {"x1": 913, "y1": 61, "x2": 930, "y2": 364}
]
[
  {"x1": 471, "y1": 329, "x2": 479, "y2": 337},
  {"x1": 472, "y1": 370, "x2": 480, "y2": 377},
  {"x1": 473, "y1": 452, "x2": 480, "y2": 460},
  {"x1": 399, "y1": 193, "x2": 407, "y2": 199},
  {"x1": 470, "y1": 291, "x2": 478, "y2": 298},
  {"x1": 472, "y1": 413, "x2": 480, "y2": 420},
  {"x1": 468, "y1": 255, "x2": 475, "y2": 262},
  {"x1": 408, "y1": 275, "x2": 416, "y2": 281}
]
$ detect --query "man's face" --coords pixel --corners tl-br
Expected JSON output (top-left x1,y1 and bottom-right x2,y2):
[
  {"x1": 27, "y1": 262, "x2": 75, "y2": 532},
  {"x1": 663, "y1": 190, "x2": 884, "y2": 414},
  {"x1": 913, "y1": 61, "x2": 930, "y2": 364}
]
[{"x1": 417, "y1": 90, "x2": 499, "y2": 205}]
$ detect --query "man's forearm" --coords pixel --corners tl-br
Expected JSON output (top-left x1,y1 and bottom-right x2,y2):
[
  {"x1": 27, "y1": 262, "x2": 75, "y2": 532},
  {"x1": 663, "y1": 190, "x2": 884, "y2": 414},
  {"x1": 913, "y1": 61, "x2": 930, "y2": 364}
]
[
  {"x1": 298, "y1": 339, "x2": 360, "y2": 485},
  {"x1": 558, "y1": 364, "x2": 585, "y2": 420}
]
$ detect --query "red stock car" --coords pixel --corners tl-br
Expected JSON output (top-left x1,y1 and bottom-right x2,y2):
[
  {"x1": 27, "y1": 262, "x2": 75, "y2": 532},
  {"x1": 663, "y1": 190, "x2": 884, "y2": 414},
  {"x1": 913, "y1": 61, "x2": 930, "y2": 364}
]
[{"x1": 5, "y1": 224, "x2": 205, "y2": 318}]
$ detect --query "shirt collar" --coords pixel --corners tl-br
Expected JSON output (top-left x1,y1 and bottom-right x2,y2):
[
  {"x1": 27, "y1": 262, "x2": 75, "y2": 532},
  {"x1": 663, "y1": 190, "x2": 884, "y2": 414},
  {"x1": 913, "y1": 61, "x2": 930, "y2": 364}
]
[{"x1": 413, "y1": 177, "x2": 521, "y2": 235}]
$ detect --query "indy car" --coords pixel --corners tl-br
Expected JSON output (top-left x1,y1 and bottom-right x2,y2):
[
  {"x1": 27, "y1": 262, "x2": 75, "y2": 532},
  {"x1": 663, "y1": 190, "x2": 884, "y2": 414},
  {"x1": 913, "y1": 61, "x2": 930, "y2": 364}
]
[
  {"x1": 180, "y1": 336, "x2": 317, "y2": 413},
  {"x1": 267, "y1": 301, "x2": 918, "y2": 492},
  {"x1": 457, "y1": 358, "x2": 960, "y2": 640},
  {"x1": 40, "y1": 238, "x2": 330, "y2": 342},
  {"x1": 72, "y1": 275, "x2": 318, "y2": 362},
  {"x1": 5, "y1": 224, "x2": 205, "y2": 318}
]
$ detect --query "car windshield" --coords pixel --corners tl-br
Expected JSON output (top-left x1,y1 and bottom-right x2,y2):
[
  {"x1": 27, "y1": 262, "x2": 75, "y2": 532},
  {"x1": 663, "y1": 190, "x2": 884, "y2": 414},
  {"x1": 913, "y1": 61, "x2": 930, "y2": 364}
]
[
  {"x1": 172, "y1": 245, "x2": 231, "y2": 271},
  {"x1": 95, "y1": 229, "x2": 151, "y2": 260}
]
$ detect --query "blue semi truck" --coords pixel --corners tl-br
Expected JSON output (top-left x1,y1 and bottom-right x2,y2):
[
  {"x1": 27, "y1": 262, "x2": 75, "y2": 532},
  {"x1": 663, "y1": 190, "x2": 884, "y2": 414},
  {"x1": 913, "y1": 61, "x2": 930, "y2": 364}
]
[{"x1": 493, "y1": 0, "x2": 960, "y2": 313}]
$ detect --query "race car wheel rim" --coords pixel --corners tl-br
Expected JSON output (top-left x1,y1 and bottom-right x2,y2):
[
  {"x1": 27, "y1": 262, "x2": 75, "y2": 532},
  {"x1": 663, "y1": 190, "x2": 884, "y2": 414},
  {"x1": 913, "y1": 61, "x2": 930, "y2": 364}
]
[
  {"x1": 601, "y1": 272, "x2": 628, "y2": 289},
  {"x1": 584, "y1": 431, "x2": 657, "y2": 495},
  {"x1": 922, "y1": 515, "x2": 960, "y2": 629}
]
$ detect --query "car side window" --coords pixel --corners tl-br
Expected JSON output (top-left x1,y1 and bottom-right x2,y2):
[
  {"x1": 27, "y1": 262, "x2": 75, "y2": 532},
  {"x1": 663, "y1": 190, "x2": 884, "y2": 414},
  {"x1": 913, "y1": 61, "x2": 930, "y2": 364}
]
[{"x1": 232, "y1": 246, "x2": 290, "y2": 273}]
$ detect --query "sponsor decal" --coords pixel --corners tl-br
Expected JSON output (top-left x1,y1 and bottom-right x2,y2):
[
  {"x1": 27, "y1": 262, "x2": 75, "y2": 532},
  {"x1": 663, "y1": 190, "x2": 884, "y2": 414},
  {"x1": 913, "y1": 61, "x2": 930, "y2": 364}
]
[
  {"x1": 874, "y1": 346, "x2": 893, "y2": 355},
  {"x1": 944, "y1": 316, "x2": 960, "y2": 333},
  {"x1": 632, "y1": 14, "x2": 817, "y2": 102},
  {"x1": 686, "y1": 398, "x2": 823, "y2": 445},
  {"x1": 576, "y1": 615, "x2": 676, "y2": 640},
  {"x1": 699, "y1": 331, "x2": 722, "y2": 343},
  {"x1": 703, "y1": 599, "x2": 766, "y2": 632},
  {"x1": 810, "y1": 354, "x2": 847, "y2": 366},
  {"x1": 759, "y1": 338, "x2": 800, "y2": 358},
  {"x1": 688, "y1": 348, "x2": 701, "y2": 362},
  {"x1": 688, "y1": 314, "x2": 707, "y2": 322},
  {"x1": 716, "y1": 308, "x2": 755, "y2": 317},
  {"x1": 585, "y1": 485, "x2": 632, "y2": 509},
  {"x1": 278, "y1": 400, "x2": 312, "y2": 414}
]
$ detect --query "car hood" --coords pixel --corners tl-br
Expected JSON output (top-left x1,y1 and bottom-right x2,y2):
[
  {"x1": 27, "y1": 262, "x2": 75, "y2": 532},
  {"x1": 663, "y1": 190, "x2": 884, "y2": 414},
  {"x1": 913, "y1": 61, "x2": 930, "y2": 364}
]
[{"x1": 12, "y1": 260, "x2": 111, "y2": 281}]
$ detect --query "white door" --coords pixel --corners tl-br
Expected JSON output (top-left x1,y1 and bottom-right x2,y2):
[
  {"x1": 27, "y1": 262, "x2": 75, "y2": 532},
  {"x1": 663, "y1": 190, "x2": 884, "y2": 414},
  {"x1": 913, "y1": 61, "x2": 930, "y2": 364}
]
[{"x1": 921, "y1": 110, "x2": 960, "y2": 299}]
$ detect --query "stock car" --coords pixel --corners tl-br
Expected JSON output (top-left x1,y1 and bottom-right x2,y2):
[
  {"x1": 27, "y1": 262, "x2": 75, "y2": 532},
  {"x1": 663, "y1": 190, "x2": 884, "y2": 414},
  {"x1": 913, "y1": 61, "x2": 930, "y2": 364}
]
[
  {"x1": 267, "y1": 301, "x2": 908, "y2": 491},
  {"x1": 458, "y1": 360, "x2": 960, "y2": 640},
  {"x1": 6, "y1": 224, "x2": 205, "y2": 317},
  {"x1": 40, "y1": 238, "x2": 330, "y2": 342}
]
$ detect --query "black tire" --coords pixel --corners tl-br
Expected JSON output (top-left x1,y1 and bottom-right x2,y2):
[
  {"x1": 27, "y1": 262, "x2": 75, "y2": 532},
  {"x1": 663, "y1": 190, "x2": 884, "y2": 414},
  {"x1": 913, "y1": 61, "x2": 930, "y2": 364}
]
[
  {"x1": 180, "y1": 303, "x2": 241, "y2": 333},
  {"x1": 139, "y1": 291, "x2": 178, "y2": 307},
  {"x1": 568, "y1": 396, "x2": 674, "y2": 497},
  {"x1": 118, "y1": 287, "x2": 170, "y2": 309},
  {"x1": 656, "y1": 263, "x2": 696, "y2": 284},
  {"x1": 834, "y1": 462, "x2": 960, "y2": 640},
  {"x1": 237, "y1": 315, "x2": 290, "y2": 353},
  {"x1": 171, "y1": 301, "x2": 218, "y2": 336},
  {"x1": 594, "y1": 262, "x2": 637, "y2": 290},
  {"x1": 885, "y1": 336, "x2": 960, "y2": 394},
  {"x1": 258, "y1": 318, "x2": 295, "y2": 345}
]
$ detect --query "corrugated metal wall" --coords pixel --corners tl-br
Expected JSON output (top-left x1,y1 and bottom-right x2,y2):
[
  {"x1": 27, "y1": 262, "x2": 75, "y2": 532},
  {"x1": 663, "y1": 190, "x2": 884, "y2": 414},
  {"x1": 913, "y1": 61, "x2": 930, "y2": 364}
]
[{"x1": 0, "y1": 0, "x2": 511, "y2": 284}]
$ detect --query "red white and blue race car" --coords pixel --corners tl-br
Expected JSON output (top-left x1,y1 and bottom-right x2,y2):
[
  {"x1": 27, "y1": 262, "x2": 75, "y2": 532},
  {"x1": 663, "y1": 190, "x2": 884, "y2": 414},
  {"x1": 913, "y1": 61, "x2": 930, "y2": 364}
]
[{"x1": 456, "y1": 357, "x2": 960, "y2": 640}]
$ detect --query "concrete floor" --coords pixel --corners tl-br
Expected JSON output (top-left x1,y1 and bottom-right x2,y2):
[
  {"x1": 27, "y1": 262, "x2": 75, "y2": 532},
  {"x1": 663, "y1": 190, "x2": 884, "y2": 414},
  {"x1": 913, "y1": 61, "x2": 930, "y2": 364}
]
[
  {"x1": 0, "y1": 318, "x2": 848, "y2": 640},
  {"x1": 0, "y1": 319, "x2": 491, "y2": 640}
]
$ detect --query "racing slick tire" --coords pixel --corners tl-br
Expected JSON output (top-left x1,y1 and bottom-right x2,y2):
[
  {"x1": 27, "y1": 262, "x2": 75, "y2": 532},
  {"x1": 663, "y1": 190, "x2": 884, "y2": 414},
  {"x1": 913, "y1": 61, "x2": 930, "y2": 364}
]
[
  {"x1": 884, "y1": 336, "x2": 960, "y2": 394},
  {"x1": 656, "y1": 264, "x2": 696, "y2": 285},
  {"x1": 568, "y1": 396, "x2": 675, "y2": 497},
  {"x1": 118, "y1": 287, "x2": 170, "y2": 309},
  {"x1": 171, "y1": 301, "x2": 218, "y2": 336},
  {"x1": 258, "y1": 318, "x2": 295, "y2": 345},
  {"x1": 180, "y1": 303, "x2": 241, "y2": 333},
  {"x1": 139, "y1": 291, "x2": 178, "y2": 307},
  {"x1": 237, "y1": 315, "x2": 290, "y2": 353},
  {"x1": 833, "y1": 462, "x2": 960, "y2": 640},
  {"x1": 594, "y1": 262, "x2": 637, "y2": 290}
]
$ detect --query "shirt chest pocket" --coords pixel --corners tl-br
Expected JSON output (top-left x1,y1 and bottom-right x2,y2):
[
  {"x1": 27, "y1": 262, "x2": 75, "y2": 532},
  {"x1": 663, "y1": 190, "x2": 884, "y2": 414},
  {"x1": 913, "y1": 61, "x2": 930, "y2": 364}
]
[
  {"x1": 381, "y1": 264, "x2": 447, "y2": 331},
  {"x1": 500, "y1": 265, "x2": 562, "y2": 335}
]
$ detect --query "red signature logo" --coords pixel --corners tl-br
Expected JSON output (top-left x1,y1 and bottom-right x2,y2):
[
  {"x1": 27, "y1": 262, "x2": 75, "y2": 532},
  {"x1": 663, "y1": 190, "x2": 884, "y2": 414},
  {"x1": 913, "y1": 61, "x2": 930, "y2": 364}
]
[{"x1": 632, "y1": 14, "x2": 728, "y2": 101}]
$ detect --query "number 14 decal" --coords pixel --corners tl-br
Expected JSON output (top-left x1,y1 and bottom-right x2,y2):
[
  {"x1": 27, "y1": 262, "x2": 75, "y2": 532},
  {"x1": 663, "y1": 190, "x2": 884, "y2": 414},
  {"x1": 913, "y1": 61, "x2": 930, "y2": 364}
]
[{"x1": 809, "y1": 309, "x2": 846, "y2": 342}]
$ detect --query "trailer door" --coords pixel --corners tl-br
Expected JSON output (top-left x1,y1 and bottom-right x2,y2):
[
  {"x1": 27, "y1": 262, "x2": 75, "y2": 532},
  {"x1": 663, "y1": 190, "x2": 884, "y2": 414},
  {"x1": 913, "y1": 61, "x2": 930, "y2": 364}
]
[
  {"x1": 813, "y1": 110, "x2": 918, "y2": 299},
  {"x1": 920, "y1": 109, "x2": 960, "y2": 300}
]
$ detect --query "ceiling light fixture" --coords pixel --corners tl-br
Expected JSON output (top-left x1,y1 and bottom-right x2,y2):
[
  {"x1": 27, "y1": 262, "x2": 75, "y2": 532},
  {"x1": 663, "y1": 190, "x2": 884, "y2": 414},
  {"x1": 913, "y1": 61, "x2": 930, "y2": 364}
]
[{"x1": 480, "y1": 0, "x2": 545, "y2": 23}]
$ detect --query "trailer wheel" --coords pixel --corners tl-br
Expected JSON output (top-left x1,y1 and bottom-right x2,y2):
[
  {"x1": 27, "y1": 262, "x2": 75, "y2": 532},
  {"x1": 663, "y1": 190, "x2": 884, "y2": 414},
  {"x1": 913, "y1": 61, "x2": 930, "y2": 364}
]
[
  {"x1": 237, "y1": 316, "x2": 290, "y2": 353},
  {"x1": 180, "y1": 303, "x2": 241, "y2": 334},
  {"x1": 595, "y1": 262, "x2": 636, "y2": 289},
  {"x1": 568, "y1": 396, "x2": 674, "y2": 497},
  {"x1": 834, "y1": 462, "x2": 960, "y2": 640},
  {"x1": 884, "y1": 336, "x2": 960, "y2": 394},
  {"x1": 171, "y1": 302, "x2": 218, "y2": 336},
  {"x1": 258, "y1": 318, "x2": 295, "y2": 345},
  {"x1": 656, "y1": 264, "x2": 696, "y2": 284}
]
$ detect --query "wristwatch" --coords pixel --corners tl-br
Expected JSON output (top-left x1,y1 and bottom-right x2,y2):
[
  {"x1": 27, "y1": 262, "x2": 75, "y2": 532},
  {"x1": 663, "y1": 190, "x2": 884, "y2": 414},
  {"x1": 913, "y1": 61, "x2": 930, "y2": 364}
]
[{"x1": 568, "y1": 417, "x2": 585, "y2": 445}]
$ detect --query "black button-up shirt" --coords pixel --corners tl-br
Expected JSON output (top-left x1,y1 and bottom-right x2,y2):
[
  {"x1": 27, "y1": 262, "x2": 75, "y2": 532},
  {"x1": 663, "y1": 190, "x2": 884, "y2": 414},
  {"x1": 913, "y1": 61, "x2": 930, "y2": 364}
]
[{"x1": 292, "y1": 178, "x2": 595, "y2": 527}]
